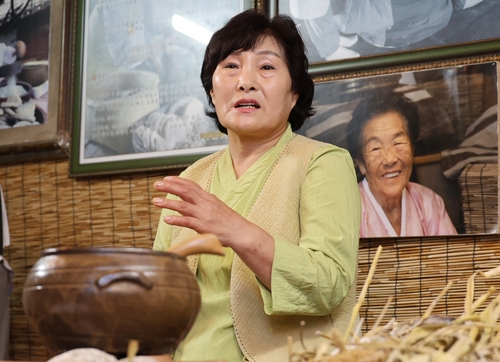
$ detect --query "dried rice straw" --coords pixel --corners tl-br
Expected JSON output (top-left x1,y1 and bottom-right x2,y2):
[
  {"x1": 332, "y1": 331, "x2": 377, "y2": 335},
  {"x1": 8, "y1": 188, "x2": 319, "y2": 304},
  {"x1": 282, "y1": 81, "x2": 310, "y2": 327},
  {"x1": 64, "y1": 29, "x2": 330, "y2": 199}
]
[
  {"x1": 344, "y1": 245, "x2": 383, "y2": 341},
  {"x1": 290, "y1": 249, "x2": 500, "y2": 362}
]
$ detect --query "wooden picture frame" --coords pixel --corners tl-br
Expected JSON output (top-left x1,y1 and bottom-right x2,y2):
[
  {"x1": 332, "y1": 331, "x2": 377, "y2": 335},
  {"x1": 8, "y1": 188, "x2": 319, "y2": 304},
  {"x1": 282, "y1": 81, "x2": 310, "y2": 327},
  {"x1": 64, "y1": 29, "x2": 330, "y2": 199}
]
[
  {"x1": 68, "y1": 0, "x2": 254, "y2": 177},
  {"x1": 271, "y1": 0, "x2": 500, "y2": 77},
  {"x1": 0, "y1": 0, "x2": 69, "y2": 164},
  {"x1": 299, "y1": 61, "x2": 499, "y2": 236}
]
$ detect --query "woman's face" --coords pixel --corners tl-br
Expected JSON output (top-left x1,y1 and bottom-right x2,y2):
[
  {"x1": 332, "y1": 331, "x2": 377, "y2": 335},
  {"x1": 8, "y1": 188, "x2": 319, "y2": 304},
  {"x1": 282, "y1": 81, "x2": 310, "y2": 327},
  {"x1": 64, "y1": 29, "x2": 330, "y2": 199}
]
[
  {"x1": 210, "y1": 36, "x2": 298, "y2": 141},
  {"x1": 357, "y1": 112, "x2": 414, "y2": 205}
]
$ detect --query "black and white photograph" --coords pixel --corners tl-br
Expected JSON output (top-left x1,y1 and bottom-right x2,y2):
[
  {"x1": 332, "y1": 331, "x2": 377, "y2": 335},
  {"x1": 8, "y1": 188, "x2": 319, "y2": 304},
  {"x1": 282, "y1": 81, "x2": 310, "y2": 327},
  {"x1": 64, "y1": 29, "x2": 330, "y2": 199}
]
[
  {"x1": 279, "y1": 0, "x2": 500, "y2": 65},
  {"x1": 0, "y1": 0, "x2": 50, "y2": 132},
  {"x1": 0, "y1": 0, "x2": 65, "y2": 161},
  {"x1": 70, "y1": 0, "x2": 251, "y2": 176},
  {"x1": 299, "y1": 62, "x2": 499, "y2": 236}
]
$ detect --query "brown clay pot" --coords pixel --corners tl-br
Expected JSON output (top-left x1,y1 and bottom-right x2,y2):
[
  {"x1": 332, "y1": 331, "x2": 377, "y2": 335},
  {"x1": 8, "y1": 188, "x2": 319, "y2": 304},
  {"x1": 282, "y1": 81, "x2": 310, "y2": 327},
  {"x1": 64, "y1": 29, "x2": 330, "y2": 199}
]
[
  {"x1": 18, "y1": 61, "x2": 49, "y2": 87},
  {"x1": 22, "y1": 234, "x2": 224, "y2": 356}
]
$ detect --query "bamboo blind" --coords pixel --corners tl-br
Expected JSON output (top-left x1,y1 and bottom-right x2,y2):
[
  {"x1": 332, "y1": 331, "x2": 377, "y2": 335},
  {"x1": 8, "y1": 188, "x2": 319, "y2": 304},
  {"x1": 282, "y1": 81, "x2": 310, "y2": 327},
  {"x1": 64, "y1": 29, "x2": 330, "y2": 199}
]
[
  {"x1": 1, "y1": 159, "x2": 500, "y2": 361},
  {"x1": 460, "y1": 163, "x2": 499, "y2": 234}
]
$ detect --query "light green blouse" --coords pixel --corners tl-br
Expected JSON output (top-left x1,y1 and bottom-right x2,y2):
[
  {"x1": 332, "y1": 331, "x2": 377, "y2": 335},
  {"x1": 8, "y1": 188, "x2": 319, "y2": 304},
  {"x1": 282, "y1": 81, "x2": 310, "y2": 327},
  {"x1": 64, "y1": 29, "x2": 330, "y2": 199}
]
[{"x1": 153, "y1": 125, "x2": 361, "y2": 361}]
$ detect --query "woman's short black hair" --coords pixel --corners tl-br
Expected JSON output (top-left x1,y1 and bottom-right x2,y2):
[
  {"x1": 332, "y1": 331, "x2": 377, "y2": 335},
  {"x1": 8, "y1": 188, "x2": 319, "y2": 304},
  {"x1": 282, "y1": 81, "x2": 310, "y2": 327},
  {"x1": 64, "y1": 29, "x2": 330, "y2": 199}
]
[
  {"x1": 200, "y1": 9, "x2": 315, "y2": 134},
  {"x1": 346, "y1": 90, "x2": 420, "y2": 162}
]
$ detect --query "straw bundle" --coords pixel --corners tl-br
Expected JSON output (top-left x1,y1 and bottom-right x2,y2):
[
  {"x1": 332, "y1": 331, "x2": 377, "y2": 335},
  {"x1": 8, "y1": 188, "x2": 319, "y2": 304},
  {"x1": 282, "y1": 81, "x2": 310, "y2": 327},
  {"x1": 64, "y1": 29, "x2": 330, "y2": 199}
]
[
  {"x1": 356, "y1": 236, "x2": 500, "y2": 332},
  {"x1": 290, "y1": 245, "x2": 500, "y2": 362}
]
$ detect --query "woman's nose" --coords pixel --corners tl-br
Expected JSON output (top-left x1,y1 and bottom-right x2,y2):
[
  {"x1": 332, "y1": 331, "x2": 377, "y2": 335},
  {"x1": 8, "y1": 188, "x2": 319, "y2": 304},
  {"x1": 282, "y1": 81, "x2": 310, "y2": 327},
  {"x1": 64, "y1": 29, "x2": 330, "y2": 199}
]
[
  {"x1": 382, "y1": 147, "x2": 398, "y2": 165},
  {"x1": 237, "y1": 67, "x2": 258, "y2": 91}
]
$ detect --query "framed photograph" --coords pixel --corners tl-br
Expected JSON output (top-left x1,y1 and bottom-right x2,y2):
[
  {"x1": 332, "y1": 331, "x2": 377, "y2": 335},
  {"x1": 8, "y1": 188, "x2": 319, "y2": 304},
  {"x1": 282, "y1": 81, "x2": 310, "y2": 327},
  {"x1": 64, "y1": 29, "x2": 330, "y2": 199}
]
[
  {"x1": 69, "y1": 0, "x2": 254, "y2": 177},
  {"x1": 274, "y1": 0, "x2": 500, "y2": 76},
  {"x1": 298, "y1": 61, "x2": 499, "y2": 236},
  {"x1": 0, "y1": 0, "x2": 68, "y2": 163}
]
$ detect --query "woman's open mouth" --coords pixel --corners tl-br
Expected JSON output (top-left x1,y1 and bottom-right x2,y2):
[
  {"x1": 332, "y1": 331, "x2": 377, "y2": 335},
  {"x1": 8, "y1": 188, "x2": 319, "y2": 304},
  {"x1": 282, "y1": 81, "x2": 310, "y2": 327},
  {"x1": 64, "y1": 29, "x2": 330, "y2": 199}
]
[
  {"x1": 235, "y1": 99, "x2": 261, "y2": 109},
  {"x1": 235, "y1": 103, "x2": 260, "y2": 109},
  {"x1": 383, "y1": 171, "x2": 401, "y2": 179}
]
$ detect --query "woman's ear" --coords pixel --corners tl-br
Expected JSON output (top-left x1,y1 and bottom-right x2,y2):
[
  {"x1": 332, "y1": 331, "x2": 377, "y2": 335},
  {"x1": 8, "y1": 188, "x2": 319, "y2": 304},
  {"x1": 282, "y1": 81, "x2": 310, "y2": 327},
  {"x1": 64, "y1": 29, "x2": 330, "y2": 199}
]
[
  {"x1": 210, "y1": 89, "x2": 215, "y2": 104},
  {"x1": 291, "y1": 92, "x2": 299, "y2": 108},
  {"x1": 356, "y1": 159, "x2": 367, "y2": 176}
]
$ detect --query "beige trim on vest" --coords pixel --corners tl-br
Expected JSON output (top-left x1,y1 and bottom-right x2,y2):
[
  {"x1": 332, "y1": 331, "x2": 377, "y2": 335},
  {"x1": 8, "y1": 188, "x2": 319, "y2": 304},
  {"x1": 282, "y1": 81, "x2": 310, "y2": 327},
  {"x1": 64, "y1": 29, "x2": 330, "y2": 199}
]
[{"x1": 171, "y1": 134, "x2": 358, "y2": 362}]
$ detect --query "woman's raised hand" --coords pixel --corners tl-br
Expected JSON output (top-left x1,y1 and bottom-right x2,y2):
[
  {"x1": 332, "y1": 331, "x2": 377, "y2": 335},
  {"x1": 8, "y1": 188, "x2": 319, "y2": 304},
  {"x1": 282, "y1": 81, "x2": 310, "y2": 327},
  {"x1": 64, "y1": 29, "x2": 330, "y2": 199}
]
[
  {"x1": 152, "y1": 176, "x2": 275, "y2": 287},
  {"x1": 153, "y1": 176, "x2": 248, "y2": 247}
]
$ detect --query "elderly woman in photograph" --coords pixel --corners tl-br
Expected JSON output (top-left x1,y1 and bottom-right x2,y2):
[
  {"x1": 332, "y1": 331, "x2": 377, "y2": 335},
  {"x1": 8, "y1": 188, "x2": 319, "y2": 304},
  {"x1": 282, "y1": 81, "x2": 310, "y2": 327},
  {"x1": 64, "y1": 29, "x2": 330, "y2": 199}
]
[
  {"x1": 152, "y1": 9, "x2": 361, "y2": 362},
  {"x1": 347, "y1": 91, "x2": 457, "y2": 237}
]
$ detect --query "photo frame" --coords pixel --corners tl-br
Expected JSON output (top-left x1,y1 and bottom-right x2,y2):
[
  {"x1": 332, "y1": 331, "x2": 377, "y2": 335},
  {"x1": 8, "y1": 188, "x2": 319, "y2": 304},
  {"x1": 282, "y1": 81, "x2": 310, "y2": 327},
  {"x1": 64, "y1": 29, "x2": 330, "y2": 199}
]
[
  {"x1": 0, "y1": 0, "x2": 68, "y2": 164},
  {"x1": 298, "y1": 61, "x2": 499, "y2": 236},
  {"x1": 272, "y1": 0, "x2": 500, "y2": 76},
  {"x1": 69, "y1": 0, "x2": 254, "y2": 177}
]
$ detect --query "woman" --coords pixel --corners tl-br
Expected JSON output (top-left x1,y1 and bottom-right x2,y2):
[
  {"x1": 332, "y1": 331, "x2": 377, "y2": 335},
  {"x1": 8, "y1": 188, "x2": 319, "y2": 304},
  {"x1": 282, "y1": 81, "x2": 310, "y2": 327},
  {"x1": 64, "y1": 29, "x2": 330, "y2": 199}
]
[
  {"x1": 346, "y1": 91, "x2": 457, "y2": 237},
  {"x1": 152, "y1": 10, "x2": 361, "y2": 362}
]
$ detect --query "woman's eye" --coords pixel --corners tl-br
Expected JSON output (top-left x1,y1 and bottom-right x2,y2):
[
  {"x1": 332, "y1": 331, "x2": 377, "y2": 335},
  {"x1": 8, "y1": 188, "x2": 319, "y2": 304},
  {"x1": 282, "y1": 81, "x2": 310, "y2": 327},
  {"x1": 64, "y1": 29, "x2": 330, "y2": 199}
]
[
  {"x1": 224, "y1": 63, "x2": 238, "y2": 69},
  {"x1": 261, "y1": 65, "x2": 275, "y2": 70}
]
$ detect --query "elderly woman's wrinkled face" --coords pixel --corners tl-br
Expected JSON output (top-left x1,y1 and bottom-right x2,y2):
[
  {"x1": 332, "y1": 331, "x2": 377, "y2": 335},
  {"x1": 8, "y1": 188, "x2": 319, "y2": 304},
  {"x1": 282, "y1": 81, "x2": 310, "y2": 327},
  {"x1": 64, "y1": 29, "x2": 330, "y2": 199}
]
[
  {"x1": 209, "y1": 36, "x2": 298, "y2": 140},
  {"x1": 357, "y1": 112, "x2": 413, "y2": 205}
]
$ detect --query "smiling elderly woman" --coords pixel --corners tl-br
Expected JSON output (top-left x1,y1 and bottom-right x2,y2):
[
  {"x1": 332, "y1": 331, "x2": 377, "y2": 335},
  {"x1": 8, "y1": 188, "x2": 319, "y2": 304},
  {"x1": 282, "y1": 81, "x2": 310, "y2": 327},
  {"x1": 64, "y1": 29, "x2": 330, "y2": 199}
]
[
  {"x1": 346, "y1": 91, "x2": 457, "y2": 237},
  {"x1": 152, "y1": 9, "x2": 361, "y2": 362}
]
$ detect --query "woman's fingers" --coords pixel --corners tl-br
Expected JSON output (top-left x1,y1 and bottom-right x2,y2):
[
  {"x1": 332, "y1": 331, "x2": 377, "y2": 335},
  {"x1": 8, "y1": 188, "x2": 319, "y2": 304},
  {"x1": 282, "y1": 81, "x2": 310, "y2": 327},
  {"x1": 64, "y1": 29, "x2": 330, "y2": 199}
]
[
  {"x1": 154, "y1": 176, "x2": 210, "y2": 204},
  {"x1": 152, "y1": 197, "x2": 189, "y2": 214},
  {"x1": 152, "y1": 176, "x2": 236, "y2": 238},
  {"x1": 152, "y1": 196, "x2": 209, "y2": 233}
]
